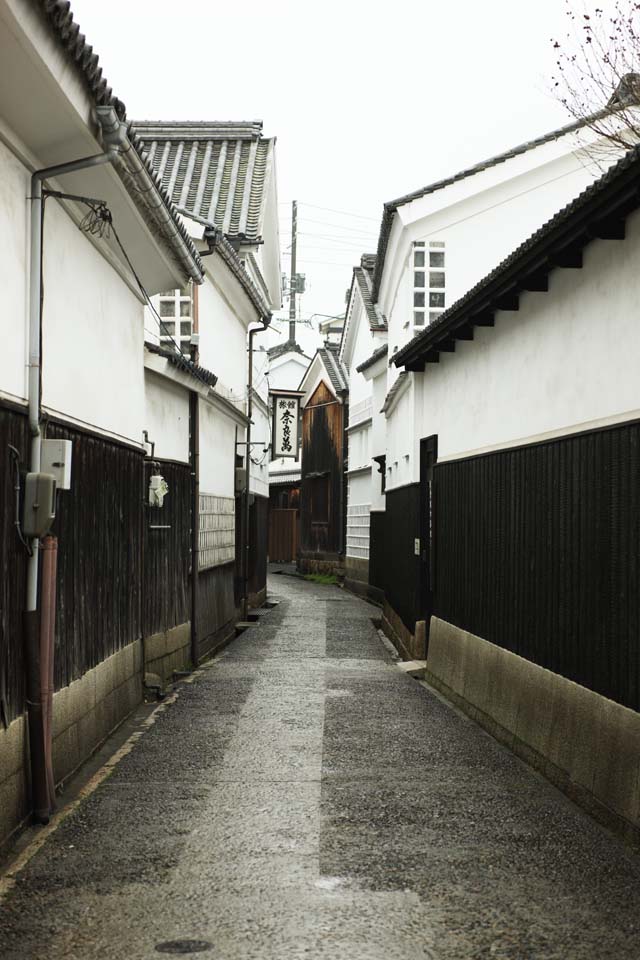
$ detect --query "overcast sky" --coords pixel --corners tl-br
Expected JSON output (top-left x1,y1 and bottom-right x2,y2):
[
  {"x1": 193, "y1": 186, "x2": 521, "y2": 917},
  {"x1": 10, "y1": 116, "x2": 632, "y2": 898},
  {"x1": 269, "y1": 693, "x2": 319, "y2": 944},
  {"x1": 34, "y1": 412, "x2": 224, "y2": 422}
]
[{"x1": 71, "y1": 0, "x2": 609, "y2": 347}]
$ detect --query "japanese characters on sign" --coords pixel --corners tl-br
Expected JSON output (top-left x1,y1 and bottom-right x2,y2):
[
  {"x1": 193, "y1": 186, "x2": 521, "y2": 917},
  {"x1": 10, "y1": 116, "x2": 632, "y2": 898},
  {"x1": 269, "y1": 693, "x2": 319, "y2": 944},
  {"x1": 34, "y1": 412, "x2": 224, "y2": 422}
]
[{"x1": 272, "y1": 395, "x2": 300, "y2": 459}]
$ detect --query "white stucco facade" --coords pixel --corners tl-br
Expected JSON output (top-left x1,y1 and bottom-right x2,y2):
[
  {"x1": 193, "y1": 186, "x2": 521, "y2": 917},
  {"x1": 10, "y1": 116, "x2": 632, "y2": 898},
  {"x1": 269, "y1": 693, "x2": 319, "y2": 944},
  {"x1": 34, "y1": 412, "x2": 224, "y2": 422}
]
[{"x1": 409, "y1": 209, "x2": 640, "y2": 470}]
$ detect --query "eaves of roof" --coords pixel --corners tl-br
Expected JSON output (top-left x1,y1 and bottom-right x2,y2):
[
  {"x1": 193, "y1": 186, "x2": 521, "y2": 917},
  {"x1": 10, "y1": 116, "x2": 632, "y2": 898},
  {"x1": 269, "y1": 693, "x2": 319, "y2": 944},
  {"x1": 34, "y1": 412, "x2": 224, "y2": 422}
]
[
  {"x1": 356, "y1": 343, "x2": 388, "y2": 374},
  {"x1": 204, "y1": 228, "x2": 271, "y2": 321},
  {"x1": 37, "y1": 2, "x2": 204, "y2": 283},
  {"x1": 370, "y1": 110, "x2": 612, "y2": 303},
  {"x1": 144, "y1": 341, "x2": 218, "y2": 389},
  {"x1": 380, "y1": 372, "x2": 409, "y2": 416},
  {"x1": 394, "y1": 142, "x2": 640, "y2": 371}
]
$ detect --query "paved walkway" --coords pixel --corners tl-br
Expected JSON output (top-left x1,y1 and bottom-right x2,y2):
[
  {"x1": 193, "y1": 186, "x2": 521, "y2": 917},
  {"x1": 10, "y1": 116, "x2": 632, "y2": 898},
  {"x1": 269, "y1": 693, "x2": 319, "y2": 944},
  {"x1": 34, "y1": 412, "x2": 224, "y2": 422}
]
[{"x1": 1, "y1": 574, "x2": 640, "y2": 959}]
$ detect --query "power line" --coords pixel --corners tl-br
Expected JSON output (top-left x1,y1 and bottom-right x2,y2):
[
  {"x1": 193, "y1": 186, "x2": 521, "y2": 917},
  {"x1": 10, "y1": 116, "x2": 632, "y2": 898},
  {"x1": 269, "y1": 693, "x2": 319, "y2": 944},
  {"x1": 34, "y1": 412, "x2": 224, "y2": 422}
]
[
  {"x1": 298, "y1": 202, "x2": 379, "y2": 222},
  {"x1": 278, "y1": 216, "x2": 378, "y2": 238}
]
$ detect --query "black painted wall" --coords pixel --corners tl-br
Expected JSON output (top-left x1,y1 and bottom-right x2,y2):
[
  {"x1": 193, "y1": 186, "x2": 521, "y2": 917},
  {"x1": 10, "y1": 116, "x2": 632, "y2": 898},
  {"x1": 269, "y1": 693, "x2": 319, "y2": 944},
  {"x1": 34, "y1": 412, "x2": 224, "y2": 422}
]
[
  {"x1": 198, "y1": 562, "x2": 236, "y2": 660},
  {"x1": 368, "y1": 510, "x2": 387, "y2": 597},
  {"x1": 434, "y1": 421, "x2": 640, "y2": 712},
  {"x1": 384, "y1": 484, "x2": 422, "y2": 633}
]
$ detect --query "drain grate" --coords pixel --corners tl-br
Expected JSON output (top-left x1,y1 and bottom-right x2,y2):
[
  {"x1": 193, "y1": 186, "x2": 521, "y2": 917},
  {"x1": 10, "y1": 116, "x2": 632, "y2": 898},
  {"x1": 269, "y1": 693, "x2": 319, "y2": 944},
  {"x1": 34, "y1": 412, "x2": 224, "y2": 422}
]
[{"x1": 155, "y1": 941, "x2": 213, "y2": 955}]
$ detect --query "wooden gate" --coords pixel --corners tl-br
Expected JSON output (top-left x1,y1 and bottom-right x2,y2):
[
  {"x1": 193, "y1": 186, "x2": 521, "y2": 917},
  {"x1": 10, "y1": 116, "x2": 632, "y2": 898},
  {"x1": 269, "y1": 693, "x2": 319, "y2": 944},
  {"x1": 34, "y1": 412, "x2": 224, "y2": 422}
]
[{"x1": 269, "y1": 508, "x2": 299, "y2": 563}]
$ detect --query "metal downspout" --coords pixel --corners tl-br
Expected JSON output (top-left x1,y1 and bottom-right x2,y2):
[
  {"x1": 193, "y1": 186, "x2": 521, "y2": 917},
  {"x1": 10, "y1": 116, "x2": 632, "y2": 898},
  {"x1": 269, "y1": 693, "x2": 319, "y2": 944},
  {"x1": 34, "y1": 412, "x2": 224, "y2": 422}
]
[
  {"x1": 243, "y1": 322, "x2": 270, "y2": 619},
  {"x1": 25, "y1": 143, "x2": 121, "y2": 824}
]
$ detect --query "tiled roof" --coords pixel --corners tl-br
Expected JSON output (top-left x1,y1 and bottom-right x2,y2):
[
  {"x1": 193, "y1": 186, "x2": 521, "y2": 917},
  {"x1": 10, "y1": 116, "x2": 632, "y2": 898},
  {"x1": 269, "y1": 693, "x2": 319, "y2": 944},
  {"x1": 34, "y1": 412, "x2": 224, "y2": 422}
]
[
  {"x1": 394, "y1": 141, "x2": 640, "y2": 370},
  {"x1": 356, "y1": 343, "x2": 388, "y2": 374},
  {"x1": 37, "y1": 1, "x2": 126, "y2": 118},
  {"x1": 318, "y1": 345, "x2": 348, "y2": 395},
  {"x1": 267, "y1": 339, "x2": 308, "y2": 361},
  {"x1": 36, "y1": 2, "x2": 204, "y2": 283},
  {"x1": 354, "y1": 255, "x2": 387, "y2": 331},
  {"x1": 205, "y1": 228, "x2": 271, "y2": 320},
  {"x1": 371, "y1": 111, "x2": 610, "y2": 302},
  {"x1": 132, "y1": 121, "x2": 275, "y2": 242},
  {"x1": 145, "y1": 341, "x2": 218, "y2": 389}
]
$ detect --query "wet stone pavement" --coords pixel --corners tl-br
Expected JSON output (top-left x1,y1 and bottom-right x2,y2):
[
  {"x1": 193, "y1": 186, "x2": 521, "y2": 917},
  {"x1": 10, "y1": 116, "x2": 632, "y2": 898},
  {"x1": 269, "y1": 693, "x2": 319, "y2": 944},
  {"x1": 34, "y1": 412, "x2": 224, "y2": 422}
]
[{"x1": 2, "y1": 574, "x2": 640, "y2": 959}]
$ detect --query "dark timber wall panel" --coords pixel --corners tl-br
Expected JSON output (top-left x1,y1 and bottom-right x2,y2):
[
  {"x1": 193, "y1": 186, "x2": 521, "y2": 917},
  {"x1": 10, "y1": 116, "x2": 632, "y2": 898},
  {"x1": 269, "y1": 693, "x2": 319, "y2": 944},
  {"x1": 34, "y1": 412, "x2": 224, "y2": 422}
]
[
  {"x1": 47, "y1": 422, "x2": 143, "y2": 693},
  {"x1": 434, "y1": 421, "x2": 640, "y2": 712},
  {"x1": 249, "y1": 494, "x2": 268, "y2": 598},
  {"x1": 368, "y1": 510, "x2": 387, "y2": 596},
  {"x1": 300, "y1": 382, "x2": 344, "y2": 558},
  {"x1": 197, "y1": 562, "x2": 236, "y2": 660},
  {"x1": 384, "y1": 485, "x2": 421, "y2": 633},
  {"x1": 0, "y1": 404, "x2": 30, "y2": 723},
  {"x1": 143, "y1": 460, "x2": 191, "y2": 637}
]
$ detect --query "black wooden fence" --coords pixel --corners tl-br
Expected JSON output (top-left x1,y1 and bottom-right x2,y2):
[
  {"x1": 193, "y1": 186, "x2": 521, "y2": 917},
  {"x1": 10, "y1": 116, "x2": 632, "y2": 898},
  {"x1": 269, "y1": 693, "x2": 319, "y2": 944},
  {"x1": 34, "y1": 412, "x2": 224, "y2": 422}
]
[
  {"x1": 46, "y1": 421, "x2": 143, "y2": 693},
  {"x1": 433, "y1": 420, "x2": 640, "y2": 712},
  {"x1": 0, "y1": 405, "x2": 30, "y2": 723}
]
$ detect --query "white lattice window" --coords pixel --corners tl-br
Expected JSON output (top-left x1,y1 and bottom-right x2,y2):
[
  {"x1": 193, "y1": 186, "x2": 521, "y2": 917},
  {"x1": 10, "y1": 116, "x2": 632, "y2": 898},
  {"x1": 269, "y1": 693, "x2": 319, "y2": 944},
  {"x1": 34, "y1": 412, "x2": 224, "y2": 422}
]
[
  {"x1": 158, "y1": 284, "x2": 193, "y2": 351},
  {"x1": 346, "y1": 503, "x2": 371, "y2": 559},
  {"x1": 413, "y1": 241, "x2": 445, "y2": 328},
  {"x1": 198, "y1": 494, "x2": 235, "y2": 570}
]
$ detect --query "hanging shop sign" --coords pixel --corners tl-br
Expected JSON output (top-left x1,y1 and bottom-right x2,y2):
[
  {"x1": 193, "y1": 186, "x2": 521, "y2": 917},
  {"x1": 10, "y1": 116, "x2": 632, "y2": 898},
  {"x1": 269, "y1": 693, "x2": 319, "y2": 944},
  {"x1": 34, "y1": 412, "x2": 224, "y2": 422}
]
[{"x1": 271, "y1": 391, "x2": 302, "y2": 460}]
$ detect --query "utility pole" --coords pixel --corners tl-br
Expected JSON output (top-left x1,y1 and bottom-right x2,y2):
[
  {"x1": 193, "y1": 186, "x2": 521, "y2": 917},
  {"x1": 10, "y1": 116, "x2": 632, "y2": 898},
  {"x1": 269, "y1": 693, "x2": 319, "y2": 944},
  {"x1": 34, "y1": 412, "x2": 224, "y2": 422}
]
[{"x1": 289, "y1": 200, "x2": 297, "y2": 344}]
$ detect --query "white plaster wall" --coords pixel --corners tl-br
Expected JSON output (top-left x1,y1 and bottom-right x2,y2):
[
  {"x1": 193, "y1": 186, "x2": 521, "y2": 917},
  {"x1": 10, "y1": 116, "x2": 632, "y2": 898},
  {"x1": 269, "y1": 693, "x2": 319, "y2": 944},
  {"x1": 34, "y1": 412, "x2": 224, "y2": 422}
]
[
  {"x1": 412, "y1": 209, "x2": 640, "y2": 473},
  {"x1": 348, "y1": 424, "x2": 371, "y2": 473},
  {"x1": 385, "y1": 380, "x2": 415, "y2": 491},
  {"x1": 42, "y1": 196, "x2": 145, "y2": 444},
  {"x1": 0, "y1": 137, "x2": 28, "y2": 402},
  {"x1": 198, "y1": 278, "x2": 247, "y2": 404},
  {"x1": 250, "y1": 401, "x2": 270, "y2": 498},
  {"x1": 199, "y1": 399, "x2": 236, "y2": 499},
  {"x1": 144, "y1": 371, "x2": 190, "y2": 463},
  {"x1": 268, "y1": 353, "x2": 309, "y2": 391}
]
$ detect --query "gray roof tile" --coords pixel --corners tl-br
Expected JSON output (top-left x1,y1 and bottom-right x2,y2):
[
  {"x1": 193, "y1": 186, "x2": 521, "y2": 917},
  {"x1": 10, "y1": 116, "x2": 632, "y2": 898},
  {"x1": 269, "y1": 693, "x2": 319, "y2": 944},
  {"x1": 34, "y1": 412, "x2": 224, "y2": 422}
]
[
  {"x1": 318, "y1": 345, "x2": 348, "y2": 395},
  {"x1": 132, "y1": 121, "x2": 275, "y2": 242}
]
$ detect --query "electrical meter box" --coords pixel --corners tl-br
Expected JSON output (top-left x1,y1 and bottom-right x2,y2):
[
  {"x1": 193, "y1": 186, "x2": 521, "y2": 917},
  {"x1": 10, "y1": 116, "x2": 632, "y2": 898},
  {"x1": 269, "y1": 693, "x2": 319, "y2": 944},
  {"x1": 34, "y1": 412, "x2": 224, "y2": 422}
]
[
  {"x1": 41, "y1": 438, "x2": 73, "y2": 490},
  {"x1": 23, "y1": 473, "x2": 57, "y2": 538}
]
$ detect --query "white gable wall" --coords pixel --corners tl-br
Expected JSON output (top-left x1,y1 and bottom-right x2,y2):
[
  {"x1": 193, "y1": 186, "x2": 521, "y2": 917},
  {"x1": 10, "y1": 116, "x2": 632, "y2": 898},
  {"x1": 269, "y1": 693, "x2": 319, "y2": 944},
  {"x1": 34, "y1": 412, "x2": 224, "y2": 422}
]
[{"x1": 407, "y1": 207, "x2": 640, "y2": 478}]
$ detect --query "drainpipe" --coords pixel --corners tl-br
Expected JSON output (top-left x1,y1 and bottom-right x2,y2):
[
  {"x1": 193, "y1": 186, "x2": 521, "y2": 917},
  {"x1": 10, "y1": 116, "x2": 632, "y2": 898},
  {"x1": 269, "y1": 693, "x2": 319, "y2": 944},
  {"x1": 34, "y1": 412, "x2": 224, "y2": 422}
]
[
  {"x1": 243, "y1": 320, "x2": 270, "y2": 619},
  {"x1": 189, "y1": 390, "x2": 200, "y2": 667},
  {"x1": 25, "y1": 107, "x2": 127, "y2": 824}
]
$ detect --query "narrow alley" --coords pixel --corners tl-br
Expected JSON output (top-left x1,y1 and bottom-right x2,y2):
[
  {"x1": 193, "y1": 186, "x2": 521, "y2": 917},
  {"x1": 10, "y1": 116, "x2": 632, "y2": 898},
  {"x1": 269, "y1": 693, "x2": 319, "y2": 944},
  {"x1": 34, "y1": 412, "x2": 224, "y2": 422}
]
[{"x1": 1, "y1": 573, "x2": 639, "y2": 960}]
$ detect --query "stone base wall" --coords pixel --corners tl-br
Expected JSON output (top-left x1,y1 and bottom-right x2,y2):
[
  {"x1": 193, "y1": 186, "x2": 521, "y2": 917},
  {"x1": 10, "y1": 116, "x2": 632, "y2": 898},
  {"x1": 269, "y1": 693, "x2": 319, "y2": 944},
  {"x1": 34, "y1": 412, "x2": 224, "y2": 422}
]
[
  {"x1": 0, "y1": 639, "x2": 142, "y2": 851},
  {"x1": 426, "y1": 617, "x2": 640, "y2": 845},
  {"x1": 144, "y1": 622, "x2": 191, "y2": 687},
  {"x1": 298, "y1": 554, "x2": 345, "y2": 578},
  {"x1": 382, "y1": 601, "x2": 424, "y2": 661}
]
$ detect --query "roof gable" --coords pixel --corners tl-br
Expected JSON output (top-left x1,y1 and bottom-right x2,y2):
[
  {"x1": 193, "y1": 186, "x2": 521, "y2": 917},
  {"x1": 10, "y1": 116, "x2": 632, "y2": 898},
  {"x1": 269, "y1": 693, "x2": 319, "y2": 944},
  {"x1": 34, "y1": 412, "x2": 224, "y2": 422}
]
[{"x1": 394, "y1": 142, "x2": 640, "y2": 371}]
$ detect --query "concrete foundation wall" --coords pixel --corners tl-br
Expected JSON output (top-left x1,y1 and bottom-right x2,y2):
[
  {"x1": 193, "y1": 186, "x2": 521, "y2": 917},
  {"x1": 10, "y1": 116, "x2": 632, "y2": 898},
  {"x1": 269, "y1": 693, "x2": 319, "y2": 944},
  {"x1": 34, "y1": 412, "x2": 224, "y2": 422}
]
[
  {"x1": 426, "y1": 617, "x2": 640, "y2": 843},
  {"x1": 144, "y1": 622, "x2": 191, "y2": 686},
  {"x1": 0, "y1": 639, "x2": 142, "y2": 850}
]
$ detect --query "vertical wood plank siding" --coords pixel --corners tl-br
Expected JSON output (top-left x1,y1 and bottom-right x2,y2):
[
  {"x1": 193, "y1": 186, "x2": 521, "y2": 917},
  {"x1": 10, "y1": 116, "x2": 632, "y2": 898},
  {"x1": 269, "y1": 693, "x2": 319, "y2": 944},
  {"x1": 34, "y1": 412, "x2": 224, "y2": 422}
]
[
  {"x1": 434, "y1": 421, "x2": 640, "y2": 712},
  {"x1": 0, "y1": 404, "x2": 30, "y2": 722},
  {"x1": 248, "y1": 495, "x2": 268, "y2": 596},
  {"x1": 300, "y1": 382, "x2": 344, "y2": 557},
  {"x1": 143, "y1": 460, "x2": 191, "y2": 637},
  {"x1": 197, "y1": 563, "x2": 236, "y2": 660},
  {"x1": 384, "y1": 485, "x2": 422, "y2": 633},
  {"x1": 47, "y1": 422, "x2": 143, "y2": 693}
]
